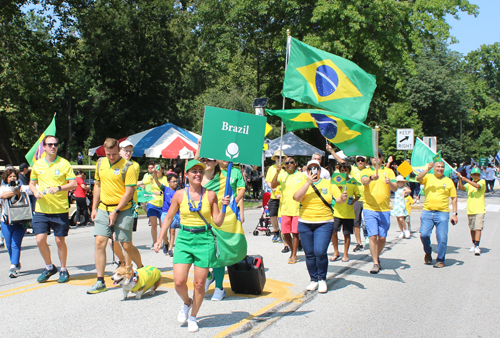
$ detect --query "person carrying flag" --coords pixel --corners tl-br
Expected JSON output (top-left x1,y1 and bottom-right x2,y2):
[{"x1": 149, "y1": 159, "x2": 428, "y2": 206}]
[{"x1": 265, "y1": 150, "x2": 286, "y2": 242}]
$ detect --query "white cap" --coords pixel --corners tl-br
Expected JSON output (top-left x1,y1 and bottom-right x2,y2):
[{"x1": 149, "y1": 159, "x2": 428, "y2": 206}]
[
  {"x1": 306, "y1": 160, "x2": 321, "y2": 168},
  {"x1": 396, "y1": 175, "x2": 407, "y2": 182},
  {"x1": 119, "y1": 140, "x2": 134, "y2": 148},
  {"x1": 355, "y1": 155, "x2": 367, "y2": 160}
]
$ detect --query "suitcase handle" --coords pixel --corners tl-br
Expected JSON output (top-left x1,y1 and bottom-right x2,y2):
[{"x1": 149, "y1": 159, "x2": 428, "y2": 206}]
[{"x1": 254, "y1": 257, "x2": 262, "y2": 268}]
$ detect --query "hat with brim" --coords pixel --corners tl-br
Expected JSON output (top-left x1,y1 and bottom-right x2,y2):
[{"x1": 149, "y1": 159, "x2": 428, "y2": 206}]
[
  {"x1": 119, "y1": 140, "x2": 134, "y2": 148},
  {"x1": 355, "y1": 155, "x2": 367, "y2": 161},
  {"x1": 306, "y1": 160, "x2": 321, "y2": 168},
  {"x1": 271, "y1": 149, "x2": 286, "y2": 160},
  {"x1": 185, "y1": 159, "x2": 206, "y2": 172},
  {"x1": 471, "y1": 168, "x2": 481, "y2": 175},
  {"x1": 396, "y1": 175, "x2": 406, "y2": 182}
]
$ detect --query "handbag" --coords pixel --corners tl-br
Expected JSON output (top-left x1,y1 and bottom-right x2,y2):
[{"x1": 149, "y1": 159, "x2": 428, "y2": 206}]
[
  {"x1": 310, "y1": 184, "x2": 334, "y2": 212},
  {"x1": 5, "y1": 192, "x2": 33, "y2": 224}
]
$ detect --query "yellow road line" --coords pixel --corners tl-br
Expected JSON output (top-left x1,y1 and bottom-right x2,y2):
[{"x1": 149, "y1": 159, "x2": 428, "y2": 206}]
[
  {"x1": 0, "y1": 284, "x2": 52, "y2": 299},
  {"x1": 0, "y1": 283, "x2": 41, "y2": 294}
]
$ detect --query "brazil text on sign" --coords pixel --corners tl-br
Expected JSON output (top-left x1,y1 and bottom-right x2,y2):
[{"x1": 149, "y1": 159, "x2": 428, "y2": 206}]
[
  {"x1": 397, "y1": 129, "x2": 414, "y2": 150},
  {"x1": 199, "y1": 106, "x2": 267, "y2": 166}
]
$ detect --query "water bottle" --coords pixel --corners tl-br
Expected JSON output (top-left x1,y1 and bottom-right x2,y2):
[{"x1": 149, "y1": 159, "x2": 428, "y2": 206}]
[{"x1": 347, "y1": 196, "x2": 354, "y2": 205}]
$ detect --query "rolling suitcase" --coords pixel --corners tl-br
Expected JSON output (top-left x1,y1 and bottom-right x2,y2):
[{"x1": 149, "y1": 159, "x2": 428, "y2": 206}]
[{"x1": 227, "y1": 255, "x2": 266, "y2": 295}]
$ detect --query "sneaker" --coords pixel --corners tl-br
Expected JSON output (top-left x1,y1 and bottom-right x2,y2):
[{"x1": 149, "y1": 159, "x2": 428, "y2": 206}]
[
  {"x1": 205, "y1": 271, "x2": 215, "y2": 292},
  {"x1": 469, "y1": 245, "x2": 475, "y2": 252},
  {"x1": 318, "y1": 280, "x2": 328, "y2": 293},
  {"x1": 58, "y1": 270, "x2": 70, "y2": 283},
  {"x1": 281, "y1": 246, "x2": 290, "y2": 253},
  {"x1": 404, "y1": 230, "x2": 411, "y2": 239},
  {"x1": 370, "y1": 264, "x2": 381, "y2": 274},
  {"x1": 163, "y1": 244, "x2": 168, "y2": 255},
  {"x1": 398, "y1": 232, "x2": 404, "y2": 239},
  {"x1": 211, "y1": 287, "x2": 226, "y2": 301},
  {"x1": 0, "y1": 242, "x2": 4, "y2": 248},
  {"x1": 433, "y1": 261, "x2": 445, "y2": 268},
  {"x1": 306, "y1": 281, "x2": 319, "y2": 291},
  {"x1": 168, "y1": 249, "x2": 174, "y2": 257},
  {"x1": 272, "y1": 233, "x2": 279, "y2": 242},
  {"x1": 8, "y1": 268, "x2": 18, "y2": 278},
  {"x1": 424, "y1": 253, "x2": 432, "y2": 264},
  {"x1": 277, "y1": 237, "x2": 283, "y2": 243},
  {"x1": 364, "y1": 237, "x2": 370, "y2": 246},
  {"x1": 86, "y1": 281, "x2": 107, "y2": 294},
  {"x1": 353, "y1": 244, "x2": 363, "y2": 252},
  {"x1": 177, "y1": 299, "x2": 192, "y2": 324},
  {"x1": 37, "y1": 265, "x2": 58, "y2": 283},
  {"x1": 474, "y1": 246, "x2": 481, "y2": 256},
  {"x1": 188, "y1": 316, "x2": 199, "y2": 333}
]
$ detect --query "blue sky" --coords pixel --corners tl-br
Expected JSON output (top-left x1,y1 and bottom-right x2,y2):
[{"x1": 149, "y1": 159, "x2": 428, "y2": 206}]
[{"x1": 446, "y1": 0, "x2": 499, "y2": 55}]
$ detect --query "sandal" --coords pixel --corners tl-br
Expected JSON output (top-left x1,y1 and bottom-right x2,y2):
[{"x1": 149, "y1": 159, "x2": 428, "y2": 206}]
[
  {"x1": 288, "y1": 259, "x2": 298, "y2": 264},
  {"x1": 329, "y1": 255, "x2": 339, "y2": 262},
  {"x1": 341, "y1": 257, "x2": 350, "y2": 262}
]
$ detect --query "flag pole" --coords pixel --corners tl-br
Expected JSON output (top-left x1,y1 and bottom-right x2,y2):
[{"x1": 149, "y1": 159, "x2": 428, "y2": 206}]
[
  {"x1": 279, "y1": 29, "x2": 292, "y2": 168},
  {"x1": 374, "y1": 125, "x2": 380, "y2": 176},
  {"x1": 222, "y1": 162, "x2": 233, "y2": 213}
]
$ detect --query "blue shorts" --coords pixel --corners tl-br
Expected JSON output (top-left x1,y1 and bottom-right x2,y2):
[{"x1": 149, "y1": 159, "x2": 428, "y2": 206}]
[
  {"x1": 363, "y1": 210, "x2": 390, "y2": 238},
  {"x1": 32, "y1": 213, "x2": 70, "y2": 237},
  {"x1": 160, "y1": 212, "x2": 181, "y2": 229},
  {"x1": 147, "y1": 204, "x2": 162, "y2": 219}
]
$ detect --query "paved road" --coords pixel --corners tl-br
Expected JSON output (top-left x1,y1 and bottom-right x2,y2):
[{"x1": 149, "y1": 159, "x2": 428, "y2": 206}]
[{"x1": 1, "y1": 190, "x2": 499, "y2": 337}]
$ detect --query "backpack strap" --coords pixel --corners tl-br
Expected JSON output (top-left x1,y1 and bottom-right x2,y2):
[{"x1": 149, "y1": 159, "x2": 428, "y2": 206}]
[{"x1": 121, "y1": 160, "x2": 133, "y2": 182}]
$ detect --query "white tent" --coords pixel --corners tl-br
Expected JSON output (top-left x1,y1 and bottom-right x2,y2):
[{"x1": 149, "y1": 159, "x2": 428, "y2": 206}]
[{"x1": 265, "y1": 132, "x2": 325, "y2": 157}]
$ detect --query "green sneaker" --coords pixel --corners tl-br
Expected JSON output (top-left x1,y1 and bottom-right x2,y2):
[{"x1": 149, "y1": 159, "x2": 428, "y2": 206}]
[
  {"x1": 37, "y1": 266, "x2": 58, "y2": 283},
  {"x1": 58, "y1": 270, "x2": 70, "y2": 283},
  {"x1": 87, "y1": 281, "x2": 107, "y2": 294}
]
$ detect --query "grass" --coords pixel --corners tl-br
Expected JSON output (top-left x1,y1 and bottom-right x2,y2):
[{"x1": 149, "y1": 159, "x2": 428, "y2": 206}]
[{"x1": 243, "y1": 200, "x2": 262, "y2": 209}]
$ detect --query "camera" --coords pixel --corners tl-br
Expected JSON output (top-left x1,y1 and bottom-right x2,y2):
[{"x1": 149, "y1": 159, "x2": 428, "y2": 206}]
[{"x1": 309, "y1": 167, "x2": 318, "y2": 175}]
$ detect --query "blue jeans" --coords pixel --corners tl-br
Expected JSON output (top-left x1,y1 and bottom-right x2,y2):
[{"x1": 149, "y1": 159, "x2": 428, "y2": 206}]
[
  {"x1": 420, "y1": 210, "x2": 449, "y2": 262},
  {"x1": 1, "y1": 222, "x2": 26, "y2": 265},
  {"x1": 298, "y1": 221, "x2": 334, "y2": 282}
]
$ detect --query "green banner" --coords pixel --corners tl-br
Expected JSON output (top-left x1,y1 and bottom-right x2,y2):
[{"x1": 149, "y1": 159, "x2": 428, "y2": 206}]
[
  {"x1": 479, "y1": 157, "x2": 488, "y2": 166},
  {"x1": 199, "y1": 106, "x2": 267, "y2": 166}
]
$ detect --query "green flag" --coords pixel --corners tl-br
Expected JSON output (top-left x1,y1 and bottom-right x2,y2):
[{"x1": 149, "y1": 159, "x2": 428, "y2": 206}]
[
  {"x1": 25, "y1": 115, "x2": 57, "y2": 166},
  {"x1": 411, "y1": 138, "x2": 453, "y2": 177},
  {"x1": 283, "y1": 37, "x2": 377, "y2": 122},
  {"x1": 331, "y1": 172, "x2": 347, "y2": 185},
  {"x1": 266, "y1": 109, "x2": 376, "y2": 158}
]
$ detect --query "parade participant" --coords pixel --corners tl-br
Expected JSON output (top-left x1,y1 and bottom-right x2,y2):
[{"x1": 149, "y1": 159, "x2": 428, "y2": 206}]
[
  {"x1": 1, "y1": 168, "x2": 31, "y2": 278},
  {"x1": 391, "y1": 176, "x2": 411, "y2": 239},
  {"x1": 155, "y1": 172, "x2": 180, "y2": 257},
  {"x1": 249, "y1": 165, "x2": 262, "y2": 200},
  {"x1": 87, "y1": 138, "x2": 143, "y2": 294},
  {"x1": 330, "y1": 163, "x2": 360, "y2": 262},
  {"x1": 138, "y1": 161, "x2": 155, "y2": 212},
  {"x1": 74, "y1": 170, "x2": 91, "y2": 226},
  {"x1": 293, "y1": 160, "x2": 347, "y2": 293},
  {"x1": 311, "y1": 153, "x2": 331, "y2": 180},
  {"x1": 417, "y1": 161, "x2": 457, "y2": 268},
  {"x1": 457, "y1": 168, "x2": 485, "y2": 255},
  {"x1": 143, "y1": 163, "x2": 169, "y2": 250},
  {"x1": 361, "y1": 149, "x2": 397, "y2": 274},
  {"x1": 29, "y1": 136, "x2": 77, "y2": 283},
  {"x1": 404, "y1": 191, "x2": 414, "y2": 234},
  {"x1": 154, "y1": 160, "x2": 230, "y2": 332},
  {"x1": 266, "y1": 150, "x2": 285, "y2": 242},
  {"x1": 271, "y1": 156, "x2": 305, "y2": 264}
]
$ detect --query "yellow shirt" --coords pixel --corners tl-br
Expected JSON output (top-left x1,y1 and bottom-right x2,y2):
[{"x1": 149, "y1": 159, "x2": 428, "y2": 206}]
[
  {"x1": 361, "y1": 166, "x2": 396, "y2": 212},
  {"x1": 422, "y1": 174, "x2": 457, "y2": 212},
  {"x1": 31, "y1": 156, "x2": 76, "y2": 214},
  {"x1": 298, "y1": 178, "x2": 334, "y2": 223},
  {"x1": 144, "y1": 175, "x2": 168, "y2": 208},
  {"x1": 95, "y1": 157, "x2": 137, "y2": 212},
  {"x1": 179, "y1": 189, "x2": 213, "y2": 227},
  {"x1": 131, "y1": 266, "x2": 162, "y2": 293},
  {"x1": 332, "y1": 179, "x2": 360, "y2": 219},
  {"x1": 142, "y1": 173, "x2": 153, "y2": 192},
  {"x1": 465, "y1": 180, "x2": 486, "y2": 215},
  {"x1": 277, "y1": 170, "x2": 306, "y2": 217},
  {"x1": 405, "y1": 195, "x2": 414, "y2": 215},
  {"x1": 265, "y1": 164, "x2": 283, "y2": 199},
  {"x1": 350, "y1": 165, "x2": 365, "y2": 201}
]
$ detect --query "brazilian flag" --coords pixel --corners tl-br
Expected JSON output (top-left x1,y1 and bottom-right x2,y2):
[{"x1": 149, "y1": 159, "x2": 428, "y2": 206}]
[
  {"x1": 331, "y1": 173, "x2": 347, "y2": 185},
  {"x1": 267, "y1": 109, "x2": 376, "y2": 158},
  {"x1": 203, "y1": 167, "x2": 247, "y2": 268},
  {"x1": 283, "y1": 38, "x2": 377, "y2": 123}
]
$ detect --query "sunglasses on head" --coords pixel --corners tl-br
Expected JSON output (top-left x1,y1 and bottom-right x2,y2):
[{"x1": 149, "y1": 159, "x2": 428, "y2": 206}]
[
  {"x1": 285, "y1": 161, "x2": 295, "y2": 165},
  {"x1": 45, "y1": 143, "x2": 58, "y2": 147}
]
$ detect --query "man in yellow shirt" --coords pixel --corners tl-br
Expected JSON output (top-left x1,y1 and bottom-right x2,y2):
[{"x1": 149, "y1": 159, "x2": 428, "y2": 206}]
[
  {"x1": 88, "y1": 138, "x2": 143, "y2": 294},
  {"x1": 271, "y1": 156, "x2": 306, "y2": 263},
  {"x1": 265, "y1": 149, "x2": 285, "y2": 242},
  {"x1": 457, "y1": 168, "x2": 485, "y2": 256},
  {"x1": 417, "y1": 161, "x2": 458, "y2": 268},
  {"x1": 361, "y1": 149, "x2": 397, "y2": 274},
  {"x1": 29, "y1": 136, "x2": 77, "y2": 284}
]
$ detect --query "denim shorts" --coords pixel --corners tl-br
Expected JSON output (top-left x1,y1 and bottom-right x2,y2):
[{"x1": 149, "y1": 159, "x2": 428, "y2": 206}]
[
  {"x1": 147, "y1": 204, "x2": 162, "y2": 219},
  {"x1": 363, "y1": 210, "x2": 390, "y2": 237},
  {"x1": 32, "y1": 213, "x2": 69, "y2": 237},
  {"x1": 160, "y1": 212, "x2": 181, "y2": 229}
]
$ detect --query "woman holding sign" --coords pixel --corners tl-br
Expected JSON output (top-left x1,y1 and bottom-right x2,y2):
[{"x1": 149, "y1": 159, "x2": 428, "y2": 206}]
[
  {"x1": 154, "y1": 160, "x2": 229, "y2": 333},
  {"x1": 293, "y1": 160, "x2": 347, "y2": 294}
]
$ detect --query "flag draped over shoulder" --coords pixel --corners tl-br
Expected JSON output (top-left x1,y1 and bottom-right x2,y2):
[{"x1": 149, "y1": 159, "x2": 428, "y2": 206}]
[
  {"x1": 283, "y1": 38, "x2": 377, "y2": 123},
  {"x1": 25, "y1": 115, "x2": 57, "y2": 166},
  {"x1": 411, "y1": 138, "x2": 453, "y2": 177},
  {"x1": 266, "y1": 109, "x2": 376, "y2": 158},
  {"x1": 203, "y1": 168, "x2": 247, "y2": 268}
]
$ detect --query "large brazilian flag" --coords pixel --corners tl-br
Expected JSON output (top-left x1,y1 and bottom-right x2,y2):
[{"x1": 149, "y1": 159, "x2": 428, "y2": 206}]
[{"x1": 204, "y1": 167, "x2": 247, "y2": 268}]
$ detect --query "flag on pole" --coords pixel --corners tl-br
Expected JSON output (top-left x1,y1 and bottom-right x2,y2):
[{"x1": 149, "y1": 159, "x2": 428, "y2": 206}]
[
  {"x1": 495, "y1": 150, "x2": 500, "y2": 163},
  {"x1": 282, "y1": 38, "x2": 377, "y2": 122},
  {"x1": 411, "y1": 138, "x2": 453, "y2": 177},
  {"x1": 433, "y1": 150, "x2": 442, "y2": 163},
  {"x1": 266, "y1": 109, "x2": 376, "y2": 158},
  {"x1": 25, "y1": 115, "x2": 57, "y2": 166}
]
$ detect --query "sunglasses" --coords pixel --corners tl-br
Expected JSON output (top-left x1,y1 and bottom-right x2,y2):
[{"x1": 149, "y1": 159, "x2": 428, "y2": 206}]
[
  {"x1": 45, "y1": 143, "x2": 58, "y2": 147},
  {"x1": 356, "y1": 158, "x2": 366, "y2": 162},
  {"x1": 285, "y1": 161, "x2": 295, "y2": 165},
  {"x1": 307, "y1": 166, "x2": 320, "y2": 171}
]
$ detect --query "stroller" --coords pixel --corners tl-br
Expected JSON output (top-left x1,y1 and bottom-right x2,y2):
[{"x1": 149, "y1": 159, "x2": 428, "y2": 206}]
[{"x1": 253, "y1": 192, "x2": 272, "y2": 236}]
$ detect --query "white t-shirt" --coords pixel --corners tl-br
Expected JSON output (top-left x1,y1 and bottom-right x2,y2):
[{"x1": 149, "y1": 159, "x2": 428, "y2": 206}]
[{"x1": 320, "y1": 167, "x2": 331, "y2": 180}]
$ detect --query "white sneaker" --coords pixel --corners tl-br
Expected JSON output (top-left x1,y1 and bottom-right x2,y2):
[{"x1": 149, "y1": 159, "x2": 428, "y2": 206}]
[
  {"x1": 398, "y1": 232, "x2": 404, "y2": 239},
  {"x1": 474, "y1": 246, "x2": 481, "y2": 256},
  {"x1": 365, "y1": 237, "x2": 370, "y2": 246},
  {"x1": 211, "y1": 287, "x2": 226, "y2": 301},
  {"x1": 177, "y1": 299, "x2": 192, "y2": 324},
  {"x1": 469, "y1": 245, "x2": 475, "y2": 252},
  {"x1": 404, "y1": 230, "x2": 411, "y2": 239},
  {"x1": 187, "y1": 316, "x2": 199, "y2": 333},
  {"x1": 318, "y1": 280, "x2": 328, "y2": 293},
  {"x1": 205, "y1": 271, "x2": 215, "y2": 292},
  {"x1": 306, "y1": 281, "x2": 318, "y2": 291}
]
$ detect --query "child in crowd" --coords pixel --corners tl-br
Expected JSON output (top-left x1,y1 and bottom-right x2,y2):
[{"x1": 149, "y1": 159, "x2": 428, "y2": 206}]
[
  {"x1": 404, "y1": 191, "x2": 414, "y2": 234},
  {"x1": 391, "y1": 176, "x2": 411, "y2": 239}
]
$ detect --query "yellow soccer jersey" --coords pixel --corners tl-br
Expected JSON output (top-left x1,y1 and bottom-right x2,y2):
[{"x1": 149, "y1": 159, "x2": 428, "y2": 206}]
[
  {"x1": 31, "y1": 156, "x2": 76, "y2": 214},
  {"x1": 265, "y1": 164, "x2": 284, "y2": 199},
  {"x1": 298, "y1": 178, "x2": 334, "y2": 223},
  {"x1": 131, "y1": 266, "x2": 162, "y2": 293},
  {"x1": 144, "y1": 175, "x2": 168, "y2": 208},
  {"x1": 95, "y1": 157, "x2": 137, "y2": 212},
  {"x1": 350, "y1": 165, "x2": 365, "y2": 201},
  {"x1": 361, "y1": 166, "x2": 396, "y2": 212},
  {"x1": 465, "y1": 180, "x2": 486, "y2": 215},
  {"x1": 277, "y1": 170, "x2": 306, "y2": 217},
  {"x1": 422, "y1": 174, "x2": 456, "y2": 212},
  {"x1": 142, "y1": 173, "x2": 153, "y2": 192},
  {"x1": 332, "y1": 179, "x2": 360, "y2": 219},
  {"x1": 404, "y1": 195, "x2": 414, "y2": 215}
]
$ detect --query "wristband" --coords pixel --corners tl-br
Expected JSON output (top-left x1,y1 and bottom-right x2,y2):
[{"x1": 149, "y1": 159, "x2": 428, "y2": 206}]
[{"x1": 58, "y1": 186, "x2": 62, "y2": 191}]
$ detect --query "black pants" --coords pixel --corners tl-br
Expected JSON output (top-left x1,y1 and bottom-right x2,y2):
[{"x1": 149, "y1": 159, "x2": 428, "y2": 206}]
[
  {"x1": 251, "y1": 180, "x2": 261, "y2": 199},
  {"x1": 75, "y1": 197, "x2": 90, "y2": 224},
  {"x1": 486, "y1": 180, "x2": 495, "y2": 192}
]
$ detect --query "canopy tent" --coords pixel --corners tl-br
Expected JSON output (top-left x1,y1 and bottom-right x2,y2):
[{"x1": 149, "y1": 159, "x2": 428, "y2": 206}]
[
  {"x1": 265, "y1": 132, "x2": 325, "y2": 158},
  {"x1": 88, "y1": 123, "x2": 200, "y2": 158}
]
